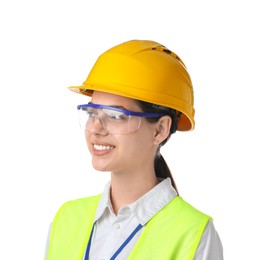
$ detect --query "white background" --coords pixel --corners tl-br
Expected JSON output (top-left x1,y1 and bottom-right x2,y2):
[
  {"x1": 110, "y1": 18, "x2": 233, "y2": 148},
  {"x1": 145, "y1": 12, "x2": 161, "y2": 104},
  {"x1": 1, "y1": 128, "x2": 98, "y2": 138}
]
[{"x1": 0, "y1": 0, "x2": 267, "y2": 259}]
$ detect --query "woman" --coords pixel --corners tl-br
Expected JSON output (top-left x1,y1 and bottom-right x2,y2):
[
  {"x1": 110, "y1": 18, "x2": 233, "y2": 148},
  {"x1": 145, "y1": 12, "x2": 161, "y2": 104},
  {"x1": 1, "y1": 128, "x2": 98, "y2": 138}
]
[{"x1": 45, "y1": 40, "x2": 223, "y2": 259}]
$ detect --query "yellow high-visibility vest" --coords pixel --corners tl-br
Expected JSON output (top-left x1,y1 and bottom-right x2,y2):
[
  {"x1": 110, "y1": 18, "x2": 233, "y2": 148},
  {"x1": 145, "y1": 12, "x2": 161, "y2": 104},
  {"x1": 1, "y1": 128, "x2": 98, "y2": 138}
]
[{"x1": 46, "y1": 195, "x2": 211, "y2": 260}]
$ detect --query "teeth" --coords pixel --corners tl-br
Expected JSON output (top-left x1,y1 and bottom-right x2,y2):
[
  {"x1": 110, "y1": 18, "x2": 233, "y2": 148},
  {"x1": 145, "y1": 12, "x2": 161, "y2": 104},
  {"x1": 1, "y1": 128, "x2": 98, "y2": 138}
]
[{"x1": 94, "y1": 144, "x2": 114, "y2": 151}]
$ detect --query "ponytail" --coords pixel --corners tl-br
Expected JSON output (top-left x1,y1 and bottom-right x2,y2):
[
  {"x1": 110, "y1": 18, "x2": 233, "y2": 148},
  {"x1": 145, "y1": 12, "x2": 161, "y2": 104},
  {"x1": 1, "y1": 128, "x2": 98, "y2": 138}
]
[
  {"x1": 136, "y1": 100, "x2": 181, "y2": 193},
  {"x1": 154, "y1": 153, "x2": 178, "y2": 193}
]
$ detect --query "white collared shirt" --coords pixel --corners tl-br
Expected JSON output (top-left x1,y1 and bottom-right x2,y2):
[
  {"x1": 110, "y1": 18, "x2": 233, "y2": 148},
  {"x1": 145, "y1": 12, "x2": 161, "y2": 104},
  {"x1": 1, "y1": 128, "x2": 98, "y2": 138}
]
[{"x1": 87, "y1": 178, "x2": 223, "y2": 260}]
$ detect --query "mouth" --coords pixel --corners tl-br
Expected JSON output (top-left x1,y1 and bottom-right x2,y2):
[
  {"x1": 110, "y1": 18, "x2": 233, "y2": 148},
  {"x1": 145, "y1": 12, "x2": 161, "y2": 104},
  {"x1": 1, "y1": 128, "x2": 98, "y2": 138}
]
[{"x1": 93, "y1": 144, "x2": 115, "y2": 151}]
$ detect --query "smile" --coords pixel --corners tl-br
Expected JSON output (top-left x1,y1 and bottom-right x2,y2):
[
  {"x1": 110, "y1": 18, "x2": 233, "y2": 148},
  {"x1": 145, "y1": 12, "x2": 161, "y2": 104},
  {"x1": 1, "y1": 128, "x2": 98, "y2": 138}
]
[{"x1": 93, "y1": 144, "x2": 115, "y2": 151}]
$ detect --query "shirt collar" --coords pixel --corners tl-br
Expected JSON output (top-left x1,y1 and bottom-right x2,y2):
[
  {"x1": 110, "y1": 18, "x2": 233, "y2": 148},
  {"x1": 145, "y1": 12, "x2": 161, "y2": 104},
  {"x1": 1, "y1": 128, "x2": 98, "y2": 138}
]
[
  {"x1": 94, "y1": 178, "x2": 178, "y2": 225},
  {"x1": 94, "y1": 181, "x2": 113, "y2": 221}
]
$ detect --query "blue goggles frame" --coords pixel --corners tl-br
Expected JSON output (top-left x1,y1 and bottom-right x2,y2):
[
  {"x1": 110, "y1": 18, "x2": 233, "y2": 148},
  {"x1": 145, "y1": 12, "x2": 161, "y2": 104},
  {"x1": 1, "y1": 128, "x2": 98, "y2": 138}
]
[{"x1": 77, "y1": 103, "x2": 165, "y2": 118}]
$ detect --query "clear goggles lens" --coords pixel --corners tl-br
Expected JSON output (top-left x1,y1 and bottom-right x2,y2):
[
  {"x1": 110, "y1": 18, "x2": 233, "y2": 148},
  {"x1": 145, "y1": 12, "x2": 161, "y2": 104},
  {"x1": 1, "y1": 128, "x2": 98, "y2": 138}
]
[{"x1": 77, "y1": 103, "x2": 164, "y2": 135}]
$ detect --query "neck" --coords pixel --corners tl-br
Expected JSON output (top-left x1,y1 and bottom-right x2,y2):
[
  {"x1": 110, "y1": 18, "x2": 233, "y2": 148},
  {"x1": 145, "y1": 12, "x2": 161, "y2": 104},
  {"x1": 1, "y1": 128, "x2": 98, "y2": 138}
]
[{"x1": 110, "y1": 170, "x2": 159, "y2": 215}]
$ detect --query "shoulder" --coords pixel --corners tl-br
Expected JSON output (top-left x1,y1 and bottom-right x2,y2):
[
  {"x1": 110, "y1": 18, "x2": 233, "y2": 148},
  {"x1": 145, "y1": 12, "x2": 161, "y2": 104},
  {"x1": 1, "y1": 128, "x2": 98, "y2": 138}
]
[
  {"x1": 60, "y1": 194, "x2": 102, "y2": 209},
  {"x1": 147, "y1": 196, "x2": 212, "y2": 238},
  {"x1": 131, "y1": 197, "x2": 214, "y2": 259},
  {"x1": 53, "y1": 194, "x2": 102, "y2": 223},
  {"x1": 161, "y1": 196, "x2": 212, "y2": 222},
  {"x1": 195, "y1": 220, "x2": 224, "y2": 260}
]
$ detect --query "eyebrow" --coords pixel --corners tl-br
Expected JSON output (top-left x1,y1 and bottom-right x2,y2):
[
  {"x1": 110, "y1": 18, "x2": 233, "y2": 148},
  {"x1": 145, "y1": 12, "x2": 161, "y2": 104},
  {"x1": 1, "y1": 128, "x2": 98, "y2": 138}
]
[{"x1": 88, "y1": 102, "x2": 128, "y2": 110}]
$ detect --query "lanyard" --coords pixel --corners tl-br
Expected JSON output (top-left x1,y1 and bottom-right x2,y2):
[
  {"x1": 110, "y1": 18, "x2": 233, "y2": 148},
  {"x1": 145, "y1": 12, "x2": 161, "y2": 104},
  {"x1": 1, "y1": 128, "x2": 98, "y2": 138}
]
[{"x1": 84, "y1": 221, "x2": 143, "y2": 260}]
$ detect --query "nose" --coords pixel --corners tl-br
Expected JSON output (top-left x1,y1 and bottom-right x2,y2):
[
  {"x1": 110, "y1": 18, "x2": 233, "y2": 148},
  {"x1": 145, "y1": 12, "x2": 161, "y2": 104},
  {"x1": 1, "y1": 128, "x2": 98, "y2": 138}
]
[{"x1": 88, "y1": 116, "x2": 108, "y2": 135}]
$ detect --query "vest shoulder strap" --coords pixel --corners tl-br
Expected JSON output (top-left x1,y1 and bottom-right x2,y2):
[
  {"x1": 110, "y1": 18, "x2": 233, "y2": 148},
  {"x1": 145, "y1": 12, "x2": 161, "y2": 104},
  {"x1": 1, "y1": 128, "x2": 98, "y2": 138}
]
[{"x1": 130, "y1": 196, "x2": 212, "y2": 260}]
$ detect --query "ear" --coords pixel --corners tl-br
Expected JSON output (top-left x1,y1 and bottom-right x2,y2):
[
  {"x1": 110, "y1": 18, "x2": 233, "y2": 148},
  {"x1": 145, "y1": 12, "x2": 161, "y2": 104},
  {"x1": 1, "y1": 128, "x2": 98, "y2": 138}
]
[{"x1": 153, "y1": 116, "x2": 172, "y2": 145}]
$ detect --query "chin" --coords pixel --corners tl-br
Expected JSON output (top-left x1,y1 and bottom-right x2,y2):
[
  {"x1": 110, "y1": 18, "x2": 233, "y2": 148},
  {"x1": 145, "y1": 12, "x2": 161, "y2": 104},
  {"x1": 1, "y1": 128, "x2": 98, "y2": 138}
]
[{"x1": 92, "y1": 160, "x2": 111, "y2": 172}]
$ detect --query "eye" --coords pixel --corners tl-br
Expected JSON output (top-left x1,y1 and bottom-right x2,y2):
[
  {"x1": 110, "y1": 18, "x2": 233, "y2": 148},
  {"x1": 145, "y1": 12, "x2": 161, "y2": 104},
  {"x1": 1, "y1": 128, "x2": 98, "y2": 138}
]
[
  {"x1": 87, "y1": 111, "x2": 94, "y2": 118},
  {"x1": 84, "y1": 108, "x2": 96, "y2": 118},
  {"x1": 103, "y1": 109, "x2": 127, "y2": 121}
]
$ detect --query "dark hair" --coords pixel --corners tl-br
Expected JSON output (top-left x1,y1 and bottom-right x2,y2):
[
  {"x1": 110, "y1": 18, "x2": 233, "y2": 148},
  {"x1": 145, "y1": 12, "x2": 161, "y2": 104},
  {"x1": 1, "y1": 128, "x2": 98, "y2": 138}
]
[{"x1": 136, "y1": 100, "x2": 181, "y2": 193}]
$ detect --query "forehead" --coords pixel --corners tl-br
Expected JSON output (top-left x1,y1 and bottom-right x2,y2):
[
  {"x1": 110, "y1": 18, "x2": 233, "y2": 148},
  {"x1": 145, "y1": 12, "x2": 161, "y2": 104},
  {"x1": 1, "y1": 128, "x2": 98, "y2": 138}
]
[{"x1": 91, "y1": 91, "x2": 141, "y2": 110}]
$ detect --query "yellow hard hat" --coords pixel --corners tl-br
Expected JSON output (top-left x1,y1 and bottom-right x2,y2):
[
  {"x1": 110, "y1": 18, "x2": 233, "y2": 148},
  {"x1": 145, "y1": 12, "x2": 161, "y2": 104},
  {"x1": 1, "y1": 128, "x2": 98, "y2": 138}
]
[{"x1": 69, "y1": 40, "x2": 195, "y2": 131}]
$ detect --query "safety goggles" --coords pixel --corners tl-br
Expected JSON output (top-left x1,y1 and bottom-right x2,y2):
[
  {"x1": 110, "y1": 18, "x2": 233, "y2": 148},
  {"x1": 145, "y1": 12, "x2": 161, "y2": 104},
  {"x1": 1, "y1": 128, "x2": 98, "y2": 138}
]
[{"x1": 77, "y1": 103, "x2": 164, "y2": 135}]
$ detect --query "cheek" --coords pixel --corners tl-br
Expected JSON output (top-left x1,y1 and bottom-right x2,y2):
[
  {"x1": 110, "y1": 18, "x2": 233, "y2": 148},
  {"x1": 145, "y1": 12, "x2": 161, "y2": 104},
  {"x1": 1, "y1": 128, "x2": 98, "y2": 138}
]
[
  {"x1": 122, "y1": 131, "x2": 155, "y2": 156},
  {"x1": 85, "y1": 131, "x2": 92, "y2": 151}
]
